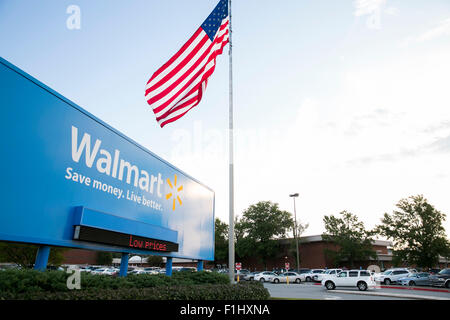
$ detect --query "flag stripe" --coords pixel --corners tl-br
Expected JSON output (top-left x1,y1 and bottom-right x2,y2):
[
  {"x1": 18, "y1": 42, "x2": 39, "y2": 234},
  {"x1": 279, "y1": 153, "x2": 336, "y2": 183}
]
[
  {"x1": 155, "y1": 36, "x2": 228, "y2": 125},
  {"x1": 156, "y1": 95, "x2": 198, "y2": 122},
  {"x1": 160, "y1": 101, "x2": 198, "y2": 127},
  {"x1": 150, "y1": 27, "x2": 228, "y2": 116},
  {"x1": 150, "y1": 22, "x2": 228, "y2": 103},
  {"x1": 147, "y1": 32, "x2": 214, "y2": 106},
  {"x1": 147, "y1": 28, "x2": 204, "y2": 87},
  {"x1": 145, "y1": 33, "x2": 210, "y2": 97},
  {"x1": 145, "y1": 0, "x2": 229, "y2": 128},
  {"x1": 149, "y1": 28, "x2": 229, "y2": 115},
  {"x1": 158, "y1": 78, "x2": 209, "y2": 128},
  {"x1": 146, "y1": 22, "x2": 229, "y2": 97},
  {"x1": 160, "y1": 106, "x2": 195, "y2": 128}
]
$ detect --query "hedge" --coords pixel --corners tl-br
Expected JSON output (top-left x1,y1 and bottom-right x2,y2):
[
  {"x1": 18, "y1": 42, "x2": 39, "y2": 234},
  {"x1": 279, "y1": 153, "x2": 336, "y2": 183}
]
[
  {"x1": 0, "y1": 282, "x2": 270, "y2": 300},
  {"x1": 0, "y1": 269, "x2": 270, "y2": 300},
  {"x1": 0, "y1": 269, "x2": 229, "y2": 293}
]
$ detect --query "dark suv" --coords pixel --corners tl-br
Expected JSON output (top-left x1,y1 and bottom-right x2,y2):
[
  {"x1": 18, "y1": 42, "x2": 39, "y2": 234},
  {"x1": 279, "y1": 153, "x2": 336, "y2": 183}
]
[{"x1": 430, "y1": 268, "x2": 450, "y2": 288}]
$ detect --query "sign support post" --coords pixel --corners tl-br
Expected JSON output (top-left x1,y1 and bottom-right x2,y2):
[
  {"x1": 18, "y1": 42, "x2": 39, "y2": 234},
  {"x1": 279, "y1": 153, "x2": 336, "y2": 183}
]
[
  {"x1": 119, "y1": 253, "x2": 129, "y2": 277},
  {"x1": 34, "y1": 245, "x2": 51, "y2": 271},
  {"x1": 166, "y1": 257, "x2": 173, "y2": 276},
  {"x1": 197, "y1": 260, "x2": 203, "y2": 271}
]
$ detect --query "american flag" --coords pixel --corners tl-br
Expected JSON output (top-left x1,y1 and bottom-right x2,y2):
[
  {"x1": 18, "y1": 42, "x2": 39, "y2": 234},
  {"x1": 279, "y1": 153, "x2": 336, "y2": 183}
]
[{"x1": 145, "y1": 0, "x2": 229, "y2": 128}]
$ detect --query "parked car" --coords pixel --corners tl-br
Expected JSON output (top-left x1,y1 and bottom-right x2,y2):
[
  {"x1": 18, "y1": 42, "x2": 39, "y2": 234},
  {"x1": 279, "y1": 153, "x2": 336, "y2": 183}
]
[
  {"x1": 313, "y1": 269, "x2": 343, "y2": 282},
  {"x1": 46, "y1": 265, "x2": 64, "y2": 271},
  {"x1": 243, "y1": 271, "x2": 262, "y2": 281},
  {"x1": 303, "y1": 269, "x2": 325, "y2": 282},
  {"x1": 91, "y1": 268, "x2": 116, "y2": 275},
  {"x1": 86, "y1": 266, "x2": 103, "y2": 273},
  {"x1": 177, "y1": 267, "x2": 197, "y2": 272},
  {"x1": 398, "y1": 272, "x2": 432, "y2": 286},
  {"x1": 430, "y1": 268, "x2": 450, "y2": 288},
  {"x1": 143, "y1": 267, "x2": 160, "y2": 274},
  {"x1": 129, "y1": 269, "x2": 147, "y2": 275},
  {"x1": 235, "y1": 269, "x2": 250, "y2": 280},
  {"x1": 272, "y1": 272, "x2": 303, "y2": 284},
  {"x1": 0, "y1": 263, "x2": 21, "y2": 271},
  {"x1": 217, "y1": 269, "x2": 229, "y2": 274},
  {"x1": 322, "y1": 270, "x2": 376, "y2": 291},
  {"x1": 428, "y1": 268, "x2": 440, "y2": 275},
  {"x1": 77, "y1": 266, "x2": 91, "y2": 273},
  {"x1": 289, "y1": 268, "x2": 311, "y2": 275},
  {"x1": 254, "y1": 271, "x2": 278, "y2": 282},
  {"x1": 374, "y1": 268, "x2": 412, "y2": 285}
]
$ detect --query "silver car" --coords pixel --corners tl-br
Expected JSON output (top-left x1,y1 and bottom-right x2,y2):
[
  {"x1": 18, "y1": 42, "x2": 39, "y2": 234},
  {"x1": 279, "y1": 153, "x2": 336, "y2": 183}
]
[
  {"x1": 255, "y1": 271, "x2": 278, "y2": 282},
  {"x1": 398, "y1": 272, "x2": 432, "y2": 286},
  {"x1": 243, "y1": 271, "x2": 262, "y2": 281},
  {"x1": 304, "y1": 269, "x2": 325, "y2": 282},
  {"x1": 272, "y1": 272, "x2": 303, "y2": 284}
]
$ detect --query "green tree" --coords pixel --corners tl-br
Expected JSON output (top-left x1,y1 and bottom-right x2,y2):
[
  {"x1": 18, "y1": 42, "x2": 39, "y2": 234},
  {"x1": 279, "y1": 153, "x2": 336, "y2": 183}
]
[
  {"x1": 145, "y1": 255, "x2": 164, "y2": 267},
  {"x1": 0, "y1": 242, "x2": 67, "y2": 268},
  {"x1": 322, "y1": 211, "x2": 376, "y2": 268},
  {"x1": 214, "y1": 218, "x2": 229, "y2": 265},
  {"x1": 288, "y1": 220, "x2": 309, "y2": 267},
  {"x1": 235, "y1": 216, "x2": 253, "y2": 263},
  {"x1": 376, "y1": 194, "x2": 450, "y2": 268},
  {"x1": 237, "y1": 201, "x2": 294, "y2": 269},
  {"x1": 96, "y1": 251, "x2": 113, "y2": 265}
]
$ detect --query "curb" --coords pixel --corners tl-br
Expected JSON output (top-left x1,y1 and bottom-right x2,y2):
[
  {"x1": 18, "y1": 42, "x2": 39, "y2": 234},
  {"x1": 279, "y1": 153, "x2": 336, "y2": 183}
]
[
  {"x1": 332, "y1": 289, "x2": 450, "y2": 300},
  {"x1": 311, "y1": 282, "x2": 449, "y2": 293},
  {"x1": 379, "y1": 285, "x2": 450, "y2": 294}
]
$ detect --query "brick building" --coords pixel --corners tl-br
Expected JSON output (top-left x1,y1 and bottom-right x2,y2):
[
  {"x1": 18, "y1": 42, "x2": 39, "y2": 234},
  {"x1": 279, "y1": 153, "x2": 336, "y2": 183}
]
[
  {"x1": 62, "y1": 248, "x2": 99, "y2": 265},
  {"x1": 230, "y1": 235, "x2": 450, "y2": 271},
  {"x1": 60, "y1": 235, "x2": 394, "y2": 269},
  {"x1": 229, "y1": 235, "x2": 395, "y2": 272},
  {"x1": 61, "y1": 249, "x2": 198, "y2": 268},
  {"x1": 61, "y1": 234, "x2": 449, "y2": 271}
]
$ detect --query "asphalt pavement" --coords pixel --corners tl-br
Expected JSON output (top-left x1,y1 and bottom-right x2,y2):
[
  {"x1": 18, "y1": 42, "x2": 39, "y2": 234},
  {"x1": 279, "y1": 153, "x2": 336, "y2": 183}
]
[{"x1": 263, "y1": 282, "x2": 450, "y2": 300}]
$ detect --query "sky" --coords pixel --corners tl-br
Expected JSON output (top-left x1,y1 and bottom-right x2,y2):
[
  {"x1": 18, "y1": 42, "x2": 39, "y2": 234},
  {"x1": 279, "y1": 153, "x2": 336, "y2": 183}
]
[{"x1": 1, "y1": 0, "x2": 450, "y2": 238}]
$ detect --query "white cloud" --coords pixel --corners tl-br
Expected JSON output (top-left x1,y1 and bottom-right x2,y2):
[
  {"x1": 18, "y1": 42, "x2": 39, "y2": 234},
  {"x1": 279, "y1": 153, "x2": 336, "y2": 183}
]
[
  {"x1": 401, "y1": 17, "x2": 450, "y2": 47},
  {"x1": 384, "y1": 6, "x2": 398, "y2": 16},
  {"x1": 353, "y1": 0, "x2": 396, "y2": 30},
  {"x1": 167, "y1": 46, "x2": 450, "y2": 238},
  {"x1": 354, "y1": 0, "x2": 386, "y2": 17}
]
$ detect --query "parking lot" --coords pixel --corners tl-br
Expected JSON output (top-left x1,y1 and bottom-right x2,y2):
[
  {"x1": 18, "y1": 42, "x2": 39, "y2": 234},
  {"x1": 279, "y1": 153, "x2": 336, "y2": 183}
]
[{"x1": 263, "y1": 282, "x2": 450, "y2": 300}]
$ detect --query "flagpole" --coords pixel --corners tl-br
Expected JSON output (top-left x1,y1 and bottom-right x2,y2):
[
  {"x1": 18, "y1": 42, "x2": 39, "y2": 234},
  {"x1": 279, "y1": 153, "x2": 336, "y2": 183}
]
[{"x1": 228, "y1": 0, "x2": 235, "y2": 284}]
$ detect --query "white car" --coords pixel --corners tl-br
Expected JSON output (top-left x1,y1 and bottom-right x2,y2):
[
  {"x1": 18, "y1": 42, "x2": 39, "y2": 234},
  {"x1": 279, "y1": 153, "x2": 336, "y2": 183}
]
[
  {"x1": 129, "y1": 269, "x2": 148, "y2": 275},
  {"x1": 303, "y1": 269, "x2": 325, "y2": 282},
  {"x1": 244, "y1": 271, "x2": 263, "y2": 281},
  {"x1": 374, "y1": 268, "x2": 413, "y2": 285},
  {"x1": 272, "y1": 272, "x2": 303, "y2": 284},
  {"x1": 254, "y1": 271, "x2": 278, "y2": 282},
  {"x1": 91, "y1": 268, "x2": 116, "y2": 275},
  {"x1": 322, "y1": 270, "x2": 376, "y2": 291},
  {"x1": 313, "y1": 269, "x2": 343, "y2": 282},
  {"x1": 143, "y1": 267, "x2": 160, "y2": 274},
  {"x1": 90, "y1": 268, "x2": 105, "y2": 275}
]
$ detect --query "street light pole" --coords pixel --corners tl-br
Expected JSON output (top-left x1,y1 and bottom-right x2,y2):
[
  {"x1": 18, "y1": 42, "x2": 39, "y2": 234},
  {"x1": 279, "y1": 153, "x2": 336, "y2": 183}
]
[{"x1": 289, "y1": 193, "x2": 300, "y2": 271}]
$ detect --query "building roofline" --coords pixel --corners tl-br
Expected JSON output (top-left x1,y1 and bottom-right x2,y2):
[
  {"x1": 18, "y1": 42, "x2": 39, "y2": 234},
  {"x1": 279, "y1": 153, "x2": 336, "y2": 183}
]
[{"x1": 281, "y1": 235, "x2": 392, "y2": 247}]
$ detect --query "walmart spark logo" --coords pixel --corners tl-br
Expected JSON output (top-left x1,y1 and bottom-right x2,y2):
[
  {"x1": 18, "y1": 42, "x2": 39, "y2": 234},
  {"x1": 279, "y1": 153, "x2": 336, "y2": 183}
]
[{"x1": 166, "y1": 174, "x2": 183, "y2": 211}]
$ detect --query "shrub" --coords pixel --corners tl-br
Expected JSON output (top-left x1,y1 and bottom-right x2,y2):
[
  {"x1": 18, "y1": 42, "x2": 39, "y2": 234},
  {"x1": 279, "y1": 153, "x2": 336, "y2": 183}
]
[
  {"x1": 0, "y1": 269, "x2": 229, "y2": 293},
  {"x1": 0, "y1": 269, "x2": 270, "y2": 300},
  {"x1": 0, "y1": 269, "x2": 68, "y2": 294},
  {"x1": 0, "y1": 282, "x2": 270, "y2": 300}
]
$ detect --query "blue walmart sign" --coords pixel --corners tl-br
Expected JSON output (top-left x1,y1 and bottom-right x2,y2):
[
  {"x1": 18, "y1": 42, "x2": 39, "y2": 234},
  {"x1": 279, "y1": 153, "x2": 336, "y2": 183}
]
[{"x1": 0, "y1": 57, "x2": 215, "y2": 261}]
